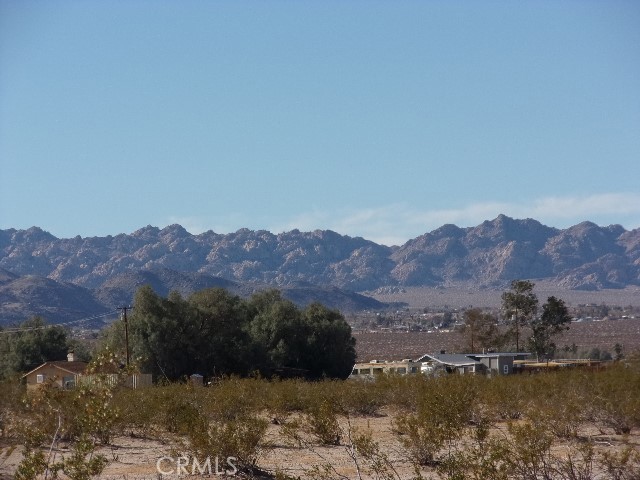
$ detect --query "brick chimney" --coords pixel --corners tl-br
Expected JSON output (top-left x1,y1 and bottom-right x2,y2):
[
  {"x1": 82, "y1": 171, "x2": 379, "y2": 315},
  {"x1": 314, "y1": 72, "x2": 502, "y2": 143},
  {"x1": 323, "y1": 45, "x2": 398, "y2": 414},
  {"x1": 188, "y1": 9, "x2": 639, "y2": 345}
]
[{"x1": 67, "y1": 351, "x2": 75, "y2": 362}]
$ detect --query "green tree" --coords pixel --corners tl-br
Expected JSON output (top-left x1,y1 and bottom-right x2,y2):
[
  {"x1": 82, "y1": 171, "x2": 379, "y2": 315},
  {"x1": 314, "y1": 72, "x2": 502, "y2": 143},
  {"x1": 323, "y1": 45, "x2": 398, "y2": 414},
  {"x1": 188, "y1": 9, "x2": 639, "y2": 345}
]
[
  {"x1": 0, "y1": 317, "x2": 70, "y2": 379},
  {"x1": 188, "y1": 287, "x2": 253, "y2": 376},
  {"x1": 528, "y1": 296, "x2": 572, "y2": 361},
  {"x1": 247, "y1": 292, "x2": 356, "y2": 379},
  {"x1": 248, "y1": 291, "x2": 310, "y2": 376},
  {"x1": 121, "y1": 286, "x2": 357, "y2": 380},
  {"x1": 300, "y1": 302, "x2": 356, "y2": 379},
  {"x1": 461, "y1": 308, "x2": 501, "y2": 353},
  {"x1": 128, "y1": 286, "x2": 201, "y2": 380},
  {"x1": 501, "y1": 280, "x2": 538, "y2": 351}
]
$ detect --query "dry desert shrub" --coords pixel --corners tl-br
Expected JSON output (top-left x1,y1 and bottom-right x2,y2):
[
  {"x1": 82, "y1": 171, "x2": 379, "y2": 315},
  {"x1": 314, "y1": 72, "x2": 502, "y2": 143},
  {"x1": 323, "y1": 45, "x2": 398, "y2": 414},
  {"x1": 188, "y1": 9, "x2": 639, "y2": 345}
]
[
  {"x1": 393, "y1": 374, "x2": 477, "y2": 467},
  {"x1": 187, "y1": 413, "x2": 269, "y2": 475},
  {"x1": 14, "y1": 377, "x2": 119, "y2": 480},
  {"x1": 0, "y1": 379, "x2": 25, "y2": 438},
  {"x1": 205, "y1": 376, "x2": 265, "y2": 420},
  {"x1": 340, "y1": 379, "x2": 388, "y2": 417},
  {"x1": 264, "y1": 378, "x2": 308, "y2": 422},
  {"x1": 304, "y1": 398, "x2": 343, "y2": 446},
  {"x1": 480, "y1": 373, "x2": 531, "y2": 421},
  {"x1": 177, "y1": 377, "x2": 270, "y2": 475},
  {"x1": 589, "y1": 365, "x2": 640, "y2": 435},
  {"x1": 523, "y1": 370, "x2": 591, "y2": 439},
  {"x1": 599, "y1": 445, "x2": 640, "y2": 480},
  {"x1": 109, "y1": 385, "x2": 161, "y2": 437},
  {"x1": 6, "y1": 360, "x2": 640, "y2": 479}
]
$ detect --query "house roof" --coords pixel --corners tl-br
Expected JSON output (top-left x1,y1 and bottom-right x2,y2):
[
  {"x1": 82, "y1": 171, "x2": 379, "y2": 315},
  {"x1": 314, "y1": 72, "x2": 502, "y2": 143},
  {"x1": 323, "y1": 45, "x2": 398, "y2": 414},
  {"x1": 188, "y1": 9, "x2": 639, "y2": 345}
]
[
  {"x1": 22, "y1": 361, "x2": 88, "y2": 378},
  {"x1": 470, "y1": 352, "x2": 531, "y2": 359},
  {"x1": 416, "y1": 353, "x2": 481, "y2": 366}
]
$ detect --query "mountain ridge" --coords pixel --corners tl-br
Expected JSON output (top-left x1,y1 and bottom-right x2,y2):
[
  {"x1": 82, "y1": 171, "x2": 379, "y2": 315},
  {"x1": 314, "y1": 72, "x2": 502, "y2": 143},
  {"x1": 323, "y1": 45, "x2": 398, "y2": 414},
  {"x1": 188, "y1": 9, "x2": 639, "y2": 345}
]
[{"x1": 1, "y1": 216, "x2": 639, "y2": 325}]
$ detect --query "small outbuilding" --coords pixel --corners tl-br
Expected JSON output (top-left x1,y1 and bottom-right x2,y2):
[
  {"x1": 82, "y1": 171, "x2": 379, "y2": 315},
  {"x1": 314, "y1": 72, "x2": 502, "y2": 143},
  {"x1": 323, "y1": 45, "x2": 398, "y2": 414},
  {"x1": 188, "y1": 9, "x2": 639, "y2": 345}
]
[{"x1": 467, "y1": 352, "x2": 531, "y2": 375}]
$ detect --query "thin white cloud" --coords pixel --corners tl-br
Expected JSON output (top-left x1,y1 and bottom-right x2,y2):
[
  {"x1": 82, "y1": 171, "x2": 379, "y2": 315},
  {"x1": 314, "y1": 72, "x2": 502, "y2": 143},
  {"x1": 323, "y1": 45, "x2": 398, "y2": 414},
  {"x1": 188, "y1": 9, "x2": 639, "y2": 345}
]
[
  {"x1": 272, "y1": 193, "x2": 640, "y2": 246},
  {"x1": 528, "y1": 193, "x2": 640, "y2": 218},
  {"x1": 166, "y1": 193, "x2": 640, "y2": 246}
]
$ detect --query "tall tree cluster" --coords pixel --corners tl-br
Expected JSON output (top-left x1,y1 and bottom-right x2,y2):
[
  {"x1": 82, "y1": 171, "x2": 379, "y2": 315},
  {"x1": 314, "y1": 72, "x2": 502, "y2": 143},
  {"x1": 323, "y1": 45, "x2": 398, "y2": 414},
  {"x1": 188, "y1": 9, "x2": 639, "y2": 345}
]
[
  {"x1": 103, "y1": 286, "x2": 357, "y2": 381},
  {"x1": 501, "y1": 280, "x2": 572, "y2": 359},
  {"x1": 460, "y1": 281, "x2": 572, "y2": 358},
  {"x1": 501, "y1": 280, "x2": 539, "y2": 351}
]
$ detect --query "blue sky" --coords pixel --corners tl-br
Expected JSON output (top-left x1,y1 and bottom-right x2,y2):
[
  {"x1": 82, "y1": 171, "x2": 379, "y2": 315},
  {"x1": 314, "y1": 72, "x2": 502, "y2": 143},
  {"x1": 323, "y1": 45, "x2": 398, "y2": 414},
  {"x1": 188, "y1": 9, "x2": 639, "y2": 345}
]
[{"x1": 1, "y1": 1, "x2": 639, "y2": 246}]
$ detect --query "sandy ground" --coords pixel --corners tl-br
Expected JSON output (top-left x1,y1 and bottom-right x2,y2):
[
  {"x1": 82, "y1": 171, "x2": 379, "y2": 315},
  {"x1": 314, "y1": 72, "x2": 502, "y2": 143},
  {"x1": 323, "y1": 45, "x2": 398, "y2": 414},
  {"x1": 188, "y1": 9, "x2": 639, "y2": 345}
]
[{"x1": 0, "y1": 413, "x2": 420, "y2": 479}]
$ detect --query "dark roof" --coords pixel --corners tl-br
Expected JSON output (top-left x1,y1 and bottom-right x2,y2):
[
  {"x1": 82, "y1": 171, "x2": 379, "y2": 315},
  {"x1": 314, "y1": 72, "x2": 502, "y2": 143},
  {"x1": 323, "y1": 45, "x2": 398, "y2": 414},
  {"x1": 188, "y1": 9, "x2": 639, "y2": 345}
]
[
  {"x1": 470, "y1": 352, "x2": 531, "y2": 358},
  {"x1": 22, "y1": 361, "x2": 88, "y2": 378},
  {"x1": 416, "y1": 353, "x2": 481, "y2": 366}
]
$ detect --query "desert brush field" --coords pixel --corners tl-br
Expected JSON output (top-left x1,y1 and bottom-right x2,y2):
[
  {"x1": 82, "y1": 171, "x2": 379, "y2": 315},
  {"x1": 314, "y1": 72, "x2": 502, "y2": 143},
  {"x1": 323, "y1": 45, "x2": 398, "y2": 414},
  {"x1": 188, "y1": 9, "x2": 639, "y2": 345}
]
[{"x1": 1, "y1": 363, "x2": 640, "y2": 479}]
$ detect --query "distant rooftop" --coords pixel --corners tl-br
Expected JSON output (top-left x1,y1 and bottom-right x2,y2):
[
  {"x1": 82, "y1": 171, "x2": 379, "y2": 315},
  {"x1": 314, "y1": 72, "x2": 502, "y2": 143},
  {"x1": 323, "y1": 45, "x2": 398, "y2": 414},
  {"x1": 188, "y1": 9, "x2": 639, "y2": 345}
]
[
  {"x1": 416, "y1": 352, "x2": 531, "y2": 365},
  {"x1": 470, "y1": 352, "x2": 531, "y2": 358},
  {"x1": 416, "y1": 353, "x2": 481, "y2": 366}
]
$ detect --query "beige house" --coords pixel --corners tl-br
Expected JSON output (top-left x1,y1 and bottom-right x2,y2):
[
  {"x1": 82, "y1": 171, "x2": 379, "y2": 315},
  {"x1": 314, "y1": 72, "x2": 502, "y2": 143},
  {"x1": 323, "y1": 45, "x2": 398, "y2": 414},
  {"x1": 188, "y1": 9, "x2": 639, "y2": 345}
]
[
  {"x1": 350, "y1": 359, "x2": 422, "y2": 378},
  {"x1": 22, "y1": 352, "x2": 153, "y2": 390},
  {"x1": 22, "y1": 352, "x2": 87, "y2": 391},
  {"x1": 350, "y1": 352, "x2": 532, "y2": 379}
]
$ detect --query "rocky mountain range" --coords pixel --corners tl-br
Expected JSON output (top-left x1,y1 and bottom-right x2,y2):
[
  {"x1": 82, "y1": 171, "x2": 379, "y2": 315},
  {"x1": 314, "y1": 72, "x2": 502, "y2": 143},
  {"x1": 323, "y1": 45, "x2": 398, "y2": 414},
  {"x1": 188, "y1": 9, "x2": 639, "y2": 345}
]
[{"x1": 1, "y1": 215, "x2": 639, "y2": 326}]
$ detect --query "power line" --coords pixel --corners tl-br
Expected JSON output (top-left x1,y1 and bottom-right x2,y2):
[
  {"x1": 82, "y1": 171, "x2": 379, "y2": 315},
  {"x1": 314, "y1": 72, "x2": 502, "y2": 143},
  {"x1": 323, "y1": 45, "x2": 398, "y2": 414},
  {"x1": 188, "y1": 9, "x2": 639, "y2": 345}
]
[{"x1": 0, "y1": 310, "x2": 119, "y2": 334}]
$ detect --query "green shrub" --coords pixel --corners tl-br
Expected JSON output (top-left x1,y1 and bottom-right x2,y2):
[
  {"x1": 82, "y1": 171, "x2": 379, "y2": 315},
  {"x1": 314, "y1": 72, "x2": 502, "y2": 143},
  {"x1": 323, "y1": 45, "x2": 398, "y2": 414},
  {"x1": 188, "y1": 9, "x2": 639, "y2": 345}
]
[
  {"x1": 600, "y1": 445, "x2": 640, "y2": 480},
  {"x1": 205, "y1": 376, "x2": 265, "y2": 422},
  {"x1": 590, "y1": 365, "x2": 640, "y2": 435},
  {"x1": 110, "y1": 386, "x2": 159, "y2": 437},
  {"x1": 305, "y1": 399, "x2": 342, "y2": 446},
  {"x1": 523, "y1": 370, "x2": 590, "y2": 439},
  {"x1": 187, "y1": 414, "x2": 269, "y2": 474},
  {"x1": 394, "y1": 375, "x2": 476, "y2": 467},
  {"x1": 340, "y1": 380, "x2": 387, "y2": 417},
  {"x1": 0, "y1": 380, "x2": 25, "y2": 438},
  {"x1": 14, "y1": 379, "x2": 114, "y2": 480},
  {"x1": 481, "y1": 374, "x2": 529, "y2": 421},
  {"x1": 264, "y1": 378, "x2": 308, "y2": 422}
]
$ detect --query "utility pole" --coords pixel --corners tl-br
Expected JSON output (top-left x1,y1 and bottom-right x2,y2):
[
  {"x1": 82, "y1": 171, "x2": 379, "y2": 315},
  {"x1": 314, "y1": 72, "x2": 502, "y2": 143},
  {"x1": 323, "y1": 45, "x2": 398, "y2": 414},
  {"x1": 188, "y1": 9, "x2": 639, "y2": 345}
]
[{"x1": 117, "y1": 306, "x2": 133, "y2": 367}]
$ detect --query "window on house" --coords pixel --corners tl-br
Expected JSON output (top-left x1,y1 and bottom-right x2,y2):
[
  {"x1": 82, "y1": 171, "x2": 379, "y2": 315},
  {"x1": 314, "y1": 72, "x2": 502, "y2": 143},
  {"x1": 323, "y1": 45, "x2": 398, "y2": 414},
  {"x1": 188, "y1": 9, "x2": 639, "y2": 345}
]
[
  {"x1": 36, "y1": 374, "x2": 44, "y2": 383},
  {"x1": 503, "y1": 364, "x2": 509, "y2": 374}
]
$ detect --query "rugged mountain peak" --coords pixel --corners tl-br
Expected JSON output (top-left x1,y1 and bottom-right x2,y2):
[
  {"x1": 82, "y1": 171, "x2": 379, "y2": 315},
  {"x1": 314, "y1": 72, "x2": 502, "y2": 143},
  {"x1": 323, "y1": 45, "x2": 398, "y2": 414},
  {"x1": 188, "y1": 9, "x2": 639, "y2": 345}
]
[
  {"x1": 160, "y1": 224, "x2": 189, "y2": 238},
  {"x1": 132, "y1": 225, "x2": 161, "y2": 240},
  {"x1": 430, "y1": 224, "x2": 465, "y2": 239},
  {"x1": 566, "y1": 221, "x2": 601, "y2": 234},
  {"x1": 0, "y1": 218, "x2": 638, "y2": 296},
  {"x1": 16, "y1": 226, "x2": 57, "y2": 243}
]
